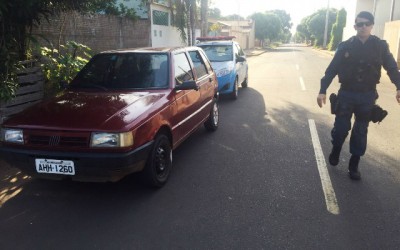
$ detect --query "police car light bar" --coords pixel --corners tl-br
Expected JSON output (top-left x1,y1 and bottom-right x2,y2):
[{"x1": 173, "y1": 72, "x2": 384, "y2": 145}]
[{"x1": 196, "y1": 36, "x2": 236, "y2": 41}]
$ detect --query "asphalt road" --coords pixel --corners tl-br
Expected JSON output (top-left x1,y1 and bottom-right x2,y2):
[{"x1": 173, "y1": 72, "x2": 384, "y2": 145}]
[{"x1": 1, "y1": 44, "x2": 400, "y2": 249}]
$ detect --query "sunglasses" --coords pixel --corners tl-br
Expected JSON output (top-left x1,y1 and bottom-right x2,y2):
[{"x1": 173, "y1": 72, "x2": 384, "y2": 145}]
[{"x1": 355, "y1": 21, "x2": 373, "y2": 27}]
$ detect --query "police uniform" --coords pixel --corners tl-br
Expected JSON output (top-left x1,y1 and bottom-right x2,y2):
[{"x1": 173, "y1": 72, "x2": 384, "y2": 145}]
[{"x1": 320, "y1": 35, "x2": 400, "y2": 161}]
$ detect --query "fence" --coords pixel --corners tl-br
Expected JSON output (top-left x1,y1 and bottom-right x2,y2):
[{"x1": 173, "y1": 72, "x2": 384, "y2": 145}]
[{"x1": 0, "y1": 60, "x2": 44, "y2": 124}]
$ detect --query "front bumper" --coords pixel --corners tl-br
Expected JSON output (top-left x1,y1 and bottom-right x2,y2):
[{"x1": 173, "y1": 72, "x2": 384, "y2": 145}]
[
  {"x1": 217, "y1": 74, "x2": 235, "y2": 94},
  {"x1": 0, "y1": 141, "x2": 153, "y2": 182}
]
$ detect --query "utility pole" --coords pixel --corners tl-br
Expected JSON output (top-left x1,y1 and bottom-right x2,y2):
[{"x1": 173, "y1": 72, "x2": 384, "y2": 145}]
[{"x1": 323, "y1": 0, "x2": 330, "y2": 49}]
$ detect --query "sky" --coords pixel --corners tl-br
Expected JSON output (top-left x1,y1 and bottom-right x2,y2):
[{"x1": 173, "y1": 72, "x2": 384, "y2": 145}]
[{"x1": 210, "y1": 0, "x2": 352, "y2": 32}]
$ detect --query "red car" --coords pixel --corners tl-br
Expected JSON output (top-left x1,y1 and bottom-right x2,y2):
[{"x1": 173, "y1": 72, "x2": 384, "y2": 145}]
[{"x1": 0, "y1": 47, "x2": 219, "y2": 187}]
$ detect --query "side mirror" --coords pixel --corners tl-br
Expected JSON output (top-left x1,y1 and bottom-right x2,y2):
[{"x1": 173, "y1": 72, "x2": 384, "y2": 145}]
[
  {"x1": 174, "y1": 80, "x2": 199, "y2": 91},
  {"x1": 236, "y1": 56, "x2": 246, "y2": 63}
]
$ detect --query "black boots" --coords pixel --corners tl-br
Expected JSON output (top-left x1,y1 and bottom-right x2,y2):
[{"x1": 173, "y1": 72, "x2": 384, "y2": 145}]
[
  {"x1": 329, "y1": 147, "x2": 361, "y2": 180},
  {"x1": 348, "y1": 155, "x2": 361, "y2": 180},
  {"x1": 329, "y1": 146, "x2": 341, "y2": 166}
]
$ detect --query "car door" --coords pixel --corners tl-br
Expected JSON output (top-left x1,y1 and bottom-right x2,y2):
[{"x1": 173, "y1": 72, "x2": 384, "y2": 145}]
[
  {"x1": 235, "y1": 43, "x2": 247, "y2": 84},
  {"x1": 171, "y1": 51, "x2": 202, "y2": 146},
  {"x1": 188, "y1": 49, "x2": 216, "y2": 118}
]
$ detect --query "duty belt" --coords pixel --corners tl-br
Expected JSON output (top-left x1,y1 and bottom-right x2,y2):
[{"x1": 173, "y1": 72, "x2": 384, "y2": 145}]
[{"x1": 340, "y1": 83, "x2": 376, "y2": 92}]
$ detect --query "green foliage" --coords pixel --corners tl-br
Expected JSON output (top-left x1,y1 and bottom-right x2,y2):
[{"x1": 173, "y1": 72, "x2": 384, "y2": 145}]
[
  {"x1": 222, "y1": 14, "x2": 245, "y2": 21},
  {"x1": 328, "y1": 8, "x2": 347, "y2": 51},
  {"x1": 271, "y1": 10, "x2": 292, "y2": 43},
  {"x1": 250, "y1": 11, "x2": 283, "y2": 45},
  {"x1": 208, "y1": 8, "x2": 222, "y2": 19},
  {"x1": 296, "y1": 8, "x2": 337, "y2": 47},
  {"x1": 0, "y1": 0, "x2": 141, "y2": 102},
  {"x1": 40, "y1": 41, "x2": 92, "y2": 97},
  {"x1": 170, "y1": 0, "x2": 197, "y2": 45}
]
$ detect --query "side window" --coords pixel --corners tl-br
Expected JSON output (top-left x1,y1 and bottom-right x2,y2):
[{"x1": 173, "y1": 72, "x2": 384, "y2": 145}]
[
  {"x1": 233, "y1": 44, "x2": 240, "y2": 59},
  {"x1": 174, "y1": 53, "x2": 194, "y2": 85},
  {"x1": 236, "y1": 44, "x2": 245, "y2": 56},
  {"x1": 199, "y1": 50, "x2": 213, "y2": 73},
  {"x1": 188, "y1": 50, "x2": 208, "y2": 78}
]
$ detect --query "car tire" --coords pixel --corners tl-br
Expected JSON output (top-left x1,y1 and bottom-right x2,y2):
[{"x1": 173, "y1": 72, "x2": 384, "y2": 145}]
[
  {"x1": 242, "y1": 73, "x2": 248, "y2": 88},
  {"x1": 143, "y1": 134, "x2": 172, "y2": 188},
  {"x1": 204, "y1": 99, "x2": 219, "y2": 131},
  {"x1": 231, "y1": 78, "x2": 239, "y2": 100}
]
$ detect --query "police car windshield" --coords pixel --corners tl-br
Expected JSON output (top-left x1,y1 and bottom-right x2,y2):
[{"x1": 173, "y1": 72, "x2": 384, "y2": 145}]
[{"x1": 198, "y1": 45, "x2": 233, "y2": 62}]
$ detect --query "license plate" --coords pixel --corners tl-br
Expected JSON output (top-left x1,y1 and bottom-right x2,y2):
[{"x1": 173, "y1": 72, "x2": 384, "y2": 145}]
[{"x1": 35, "y1": 159, "x2": 75, "y2": 175}]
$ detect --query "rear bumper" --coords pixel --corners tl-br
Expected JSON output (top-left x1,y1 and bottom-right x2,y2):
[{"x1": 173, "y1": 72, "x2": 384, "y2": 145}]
[{"x1": 0, "y1": 141, "x2": 153, "y2": 182}]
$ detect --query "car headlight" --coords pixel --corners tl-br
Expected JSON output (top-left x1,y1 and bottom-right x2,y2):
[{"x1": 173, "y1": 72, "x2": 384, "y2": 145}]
[
  {"x1": 90, "y1": 132, "x2": 134, "y2": 147},
  {"x1": 1, "y1": 128, "x2": 24, "y2": 144},
  {"x1": 216, "y1": 68, "x2": 232, "y2": 77}
]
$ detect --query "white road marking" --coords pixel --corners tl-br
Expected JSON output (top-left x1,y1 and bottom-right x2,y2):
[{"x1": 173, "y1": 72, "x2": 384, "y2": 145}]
[
  {"x1": 299, "y1": 77, "x2": 306, "y2": 91},
  {"x1": 308, "y1": 119, "x2": 340, "y2": 215},
  {"x1": 296, "y1": 64, "x2": 299, "y2": 70}
]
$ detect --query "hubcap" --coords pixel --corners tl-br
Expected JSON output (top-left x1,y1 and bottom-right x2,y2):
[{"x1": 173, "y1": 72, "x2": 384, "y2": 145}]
[
  {"x1": 235, "y1": 81, "x2": 238, "y2": 96},
  {"x1": 213, "y1": 103, "x2": 219, "y2": 126},
  {"x1": 155, "y1": 146, "x2": 167, "y2": 176}
]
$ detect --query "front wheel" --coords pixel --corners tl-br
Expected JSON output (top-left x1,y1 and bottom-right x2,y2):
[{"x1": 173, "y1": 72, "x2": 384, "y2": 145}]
[
  {"x1": 204, "y1": 100, "x2": 219, "y2": 131},
  {"x1": 231, "y1": 78, "x2": 239, "y2": 100},
  {"x1": 242, "y1": 73, "x2": 248, "y2": 88},
  {"x1": 143, "y1": 134, "x2": 172, "y2": 188}
]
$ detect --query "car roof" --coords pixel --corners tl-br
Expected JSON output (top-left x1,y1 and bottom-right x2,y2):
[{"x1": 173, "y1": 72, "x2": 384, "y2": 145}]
[
  {"x1": 99, "y1": 47, "x2": 201, "y2": 54},
  {"x1": 196, "y1": 40, "x2": 236, "y2": 46}
]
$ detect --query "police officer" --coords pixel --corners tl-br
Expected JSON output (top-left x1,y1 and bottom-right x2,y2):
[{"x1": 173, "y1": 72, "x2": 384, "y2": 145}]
[{"x1": 317, "y1": 11, "x2": 400, "y2": 180}]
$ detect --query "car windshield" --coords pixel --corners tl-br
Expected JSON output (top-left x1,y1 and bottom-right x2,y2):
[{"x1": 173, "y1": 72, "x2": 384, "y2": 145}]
[
  {"x1": 198, "y1": 45, "x2": 233, "y2": 62},
  {"x1": 70, "y1": 53, "x2": 169, "y2": 90}
]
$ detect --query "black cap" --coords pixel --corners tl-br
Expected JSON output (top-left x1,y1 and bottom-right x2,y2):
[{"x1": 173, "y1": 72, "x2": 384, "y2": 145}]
[{"x1": 356, "y1": 11, "x2": 374, "y2": 24}]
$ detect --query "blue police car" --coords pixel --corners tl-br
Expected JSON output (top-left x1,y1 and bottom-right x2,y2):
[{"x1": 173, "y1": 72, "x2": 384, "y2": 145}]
[{"x1": 197, "y1": 37, "x2": 248, "y2": 99}]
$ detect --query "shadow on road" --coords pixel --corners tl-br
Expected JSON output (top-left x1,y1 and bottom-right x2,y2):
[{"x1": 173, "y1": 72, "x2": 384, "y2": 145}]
[{"x1": 0, "y1": 84, "x2": 399, "y2": 249}]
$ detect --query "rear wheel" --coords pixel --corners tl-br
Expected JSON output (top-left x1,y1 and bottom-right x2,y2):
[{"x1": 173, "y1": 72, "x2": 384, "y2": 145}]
[
  {"x1": 143, "y1": 134, "x2": 172, "y2": 188},
  {"x1": 231, "y1": 78, "x2": 239, "y2": 100},
  {"x1": 204, "y1": 100, "x2": 219, "y2": 131}
]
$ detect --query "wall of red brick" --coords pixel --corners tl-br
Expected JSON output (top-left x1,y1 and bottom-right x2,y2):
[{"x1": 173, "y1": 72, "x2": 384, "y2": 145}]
[{"x1": 32, "y1": 11, "x2": 151, "y2": 53}]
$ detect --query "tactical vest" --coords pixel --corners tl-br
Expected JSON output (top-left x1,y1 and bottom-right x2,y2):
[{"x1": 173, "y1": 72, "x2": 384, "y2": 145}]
[{"x1": 337, "y1": 35, "x2": 384, "y2": 92}]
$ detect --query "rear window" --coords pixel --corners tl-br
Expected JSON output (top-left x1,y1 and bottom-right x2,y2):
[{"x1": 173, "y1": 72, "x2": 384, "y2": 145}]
[
  {"x1": 70, "y1": 53, "x2": 169, "y2": 90},
  {"x1": 197, "y1": 45, "x2": 233, "y2": 62}
]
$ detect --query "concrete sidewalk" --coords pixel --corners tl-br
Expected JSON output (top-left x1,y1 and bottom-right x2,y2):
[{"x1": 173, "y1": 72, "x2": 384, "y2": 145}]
[{"x1": 244, "y1": 48, "x2": 268, "y2": 57}]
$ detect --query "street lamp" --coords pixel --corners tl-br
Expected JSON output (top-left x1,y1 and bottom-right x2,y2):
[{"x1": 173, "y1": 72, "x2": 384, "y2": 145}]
[{"x1": 323, "y1": 0, "x2": 330, "y2": 49}]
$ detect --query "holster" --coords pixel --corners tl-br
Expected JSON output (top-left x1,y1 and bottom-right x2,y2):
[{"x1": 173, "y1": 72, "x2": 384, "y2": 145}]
[
  {"x1": 329, "y1": 93, "x2": 338, "y2": 115},
  {"x1": 370, "y1": 104, "x2": 388, "y2": 123}
]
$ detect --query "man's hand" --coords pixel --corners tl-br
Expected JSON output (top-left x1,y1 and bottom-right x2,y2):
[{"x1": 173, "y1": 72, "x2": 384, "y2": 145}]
[
  {"x1": 396, "y1": 90, "x2": 400, "y2": 104},
  {"x1": 317, "y1": 94, "x2": 326, "y2": 108}
]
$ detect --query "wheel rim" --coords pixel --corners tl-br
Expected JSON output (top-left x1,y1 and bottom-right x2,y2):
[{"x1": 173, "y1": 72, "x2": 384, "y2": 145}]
[
  {"x1": 212, "y1": 103, "x2": 219, "y2": 126},
  {"x1": 234, "y1": 80, "x2": 238, "y2": 96},
  {"x1": 155, "y1": 143, "x2": 169, "y2": 177}
]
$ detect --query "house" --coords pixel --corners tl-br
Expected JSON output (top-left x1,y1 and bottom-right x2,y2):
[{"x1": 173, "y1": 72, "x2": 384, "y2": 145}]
[
  {"x1": 118, "y1": 0, "x2": 200, "y2": 47},
  {"x1": 343, "y1": 0, "x2": 400, "y2": 65},
  {"x1": 206, "y1": 19, "x2": 256, "y2": 50}
]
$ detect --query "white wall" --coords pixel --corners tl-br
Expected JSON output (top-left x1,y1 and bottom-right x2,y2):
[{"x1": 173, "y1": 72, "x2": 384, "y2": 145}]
[
  {"x1": 344, "y1": 0, "x2": 400, "y2": 40},
  {"x1": 343, "y1": 0, "x2": 358, "y2": 41},
  {"x1": 150, "y1": 4, "x2": 200, "y2": 47}
]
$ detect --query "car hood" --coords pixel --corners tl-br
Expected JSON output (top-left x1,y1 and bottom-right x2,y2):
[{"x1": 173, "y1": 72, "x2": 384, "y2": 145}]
[
  {"x1": 5, "y1": 91, "x2": 166, "y2": 131},
  {"x1": 210, "y1": 61, "x2": 235, "y2": 72}
]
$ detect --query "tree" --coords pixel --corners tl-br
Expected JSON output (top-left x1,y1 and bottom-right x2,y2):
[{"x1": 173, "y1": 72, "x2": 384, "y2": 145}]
[
  {"x1": 296, "y1": 8, "x2": 337, "y2": 47},
  {"x1": 328, "y1": 8, "x2": 346, "y2": 51},
  {"x1": 223, "y1": 14, "x2": 245, "y2": 21},
  {"x1": 200, "y1": 0, "x2": 208, "y2": 36},
  {"x1": 250, "y1": 12, "x2": 282, "y2": 46},
  {"x1": 208, "y1": 8, "x2": 221, "y2": 19},
  {"x1": 296, "y1": 21, "x2": 311, "y2": 44},
  {"x1": 170, "y1": 0, "x2": 198, "y2": 45},
  {"x1": 0, "y1": 0, "x2": 142, "y2": 101},
  {"x1": 270, "y1": 10, "x2": 292, "y2": 43}
]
